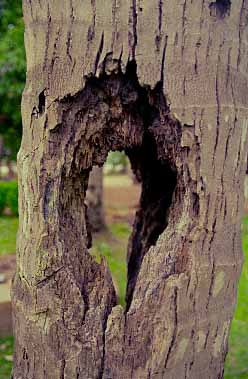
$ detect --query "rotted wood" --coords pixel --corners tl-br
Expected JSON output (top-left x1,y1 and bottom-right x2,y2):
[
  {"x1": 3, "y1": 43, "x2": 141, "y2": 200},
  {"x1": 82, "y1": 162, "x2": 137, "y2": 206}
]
[{"x1": 12, "y1": 1, "x2": 248, "y2": 378}]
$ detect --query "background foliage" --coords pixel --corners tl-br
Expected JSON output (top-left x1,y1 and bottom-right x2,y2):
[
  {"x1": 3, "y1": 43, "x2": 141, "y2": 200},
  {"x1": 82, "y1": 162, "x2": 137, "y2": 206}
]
[
  {"x1": 0, "y1": 0, "x2": 25, "y2": 159},
  {"x1": 0, "y1": 181, "x2": 18, "y2": 216}
]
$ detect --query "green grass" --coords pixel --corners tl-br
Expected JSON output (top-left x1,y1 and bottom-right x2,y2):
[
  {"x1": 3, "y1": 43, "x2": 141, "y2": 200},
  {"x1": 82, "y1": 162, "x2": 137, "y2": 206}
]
[
  {"x1": 0, "y1": 217, "x2": 248, "y2": 377},
  {"x1": 90, "y1": 223, "x2": 131, "y2": 305},
  {"x1": 0, "y1": 181, "x2": 18, "y2": 216},
  {"x1": 225, "y1": 217, "x2": 248, "y2": 378},
  {"x1": 110, "y1": 223, "x2": 131, "y2": 239},
  {"x1": 0, "y1": 336, "x2": 14, "y2": 379},
  {"x1": 104, "y1": 174, "x2": 133, "y2": 188},
  {"x1": 91, "y1": 241, "x2": 127, "y2": 305},
  {"x1": 0, "y1": 216, "x2": 18, "y2": 256}
]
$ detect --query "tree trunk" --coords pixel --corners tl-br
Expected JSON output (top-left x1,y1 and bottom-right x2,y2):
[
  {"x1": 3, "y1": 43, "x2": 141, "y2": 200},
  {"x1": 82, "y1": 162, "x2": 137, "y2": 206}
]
[
  {"x1": 12, "y1": 1, "x2": 248, "y2": 378},
  {"x1": 7, "y1": 160, "x2": 15, "y2": 180},
  {"x1": 86, "y1": 166, "x2": 105, "y2": 233},
  {"x1": 0, "y1": 135, "x2": 3, "y2": 179}
]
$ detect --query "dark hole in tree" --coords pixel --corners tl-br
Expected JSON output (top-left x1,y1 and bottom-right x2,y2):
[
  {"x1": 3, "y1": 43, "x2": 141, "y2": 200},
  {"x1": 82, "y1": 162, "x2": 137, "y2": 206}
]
[
  {"x1": 83, "y1": 62, "x2": 177, "y2": 309},
  {"x1": 58, "y1": 60, "x2": 180, "y2": 311},
  {"x1": 209, "y1": 0, "x2": 231, "y2": 19},
  {"x1": 86, "y1": 154, "x2": 139, "y2": 306},
  {"x1": 125, "y1": 139, "x2": 177, "y2": 309},
  {"x1": 86, "y1": 144, "x2": 177, "y2": 309},
  {"x1": 38, "y1": 90, "x2": 46, "y2": 115}
]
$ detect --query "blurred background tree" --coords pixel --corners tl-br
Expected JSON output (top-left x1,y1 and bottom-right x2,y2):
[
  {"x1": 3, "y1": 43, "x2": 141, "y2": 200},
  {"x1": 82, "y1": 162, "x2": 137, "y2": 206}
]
[{"x1": 0, "y1": 0, "x2": 25, "y2": 161}]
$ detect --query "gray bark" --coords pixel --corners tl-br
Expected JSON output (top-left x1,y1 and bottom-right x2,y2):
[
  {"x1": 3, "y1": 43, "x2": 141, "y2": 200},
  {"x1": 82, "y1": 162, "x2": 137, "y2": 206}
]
[{"x1": 12, "y1": 1, "x2": 248, "y2": 378}]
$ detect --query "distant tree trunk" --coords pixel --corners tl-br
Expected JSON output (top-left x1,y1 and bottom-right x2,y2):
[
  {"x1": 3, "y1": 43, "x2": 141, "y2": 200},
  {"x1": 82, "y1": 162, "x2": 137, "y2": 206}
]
[
  {"x1": 244, "y1": 175, "x2": 248, "y2": 210},
  {"x1": 244, "y1": 155, "x2": 248, "y2": 210},
  {"x1": 12, "y1": 1, "x2": 248, "y2": 379},
  {"x1": 6, "y1": 160, "x2": 15, "y2": 179},
  {"x1": 0, "y1": 135, "x2": 3, "y2": 178},
  {"x1": 86, "y1": 166, "x2": 105, "y2": 232}
]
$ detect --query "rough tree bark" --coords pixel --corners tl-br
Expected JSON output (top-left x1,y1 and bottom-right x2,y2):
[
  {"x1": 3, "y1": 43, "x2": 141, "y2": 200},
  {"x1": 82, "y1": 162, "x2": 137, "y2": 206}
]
[
  {"x1": 86, "y1": 166, "x2": 105, "y2": 233},
  {"x1": 12, "y1": 1, "x2": 248, "y2": 378}
]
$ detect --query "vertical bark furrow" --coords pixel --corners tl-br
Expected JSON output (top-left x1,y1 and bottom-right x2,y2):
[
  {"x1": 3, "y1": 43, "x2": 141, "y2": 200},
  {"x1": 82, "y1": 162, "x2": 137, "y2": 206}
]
[
  {"x1": 237, "y1": 0, "x2": 245, "y2": 69},
  {"x1": 42, "y1": 4, "x2": 52, "y2": 71},
  {"x1": 164, "y1": 286, "x2": 178, "y2": 368},
  {"x1": 94, "y1": 32, "x2": 105, "y2": 75},
  {"x1": 129, "y1": 0, "x2": 137, "y2": 59},
  {"x1": 111, "y1": 0, "x2": 116, "y2": 47},
  {"x1": 181, "y1": 0, "x2": 187, "y2": 57},
  {"x1": 212, "y1": 47, "x2": 221, "y2": 171},
  {"x1": 160, "y1": 35, "x2": 168, "y2": 83},
  {"x1": 155, "y1": 0, "x2": 163, "y2": 50}
]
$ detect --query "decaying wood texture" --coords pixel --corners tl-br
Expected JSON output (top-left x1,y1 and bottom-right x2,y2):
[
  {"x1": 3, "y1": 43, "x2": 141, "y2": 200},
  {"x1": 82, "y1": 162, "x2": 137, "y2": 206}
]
[
  {"x1": 86, "y1": 166, "x2": 105, "y2": 233},
  {"x1": 12, "y1": 1, "x2": 248, "y2": 378}
]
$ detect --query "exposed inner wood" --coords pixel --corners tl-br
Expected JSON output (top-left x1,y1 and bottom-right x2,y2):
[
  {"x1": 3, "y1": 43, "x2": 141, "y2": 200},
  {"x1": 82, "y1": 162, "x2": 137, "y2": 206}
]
[{"x1": 56, "y1": 61, "x2": 181, "y2": 311}]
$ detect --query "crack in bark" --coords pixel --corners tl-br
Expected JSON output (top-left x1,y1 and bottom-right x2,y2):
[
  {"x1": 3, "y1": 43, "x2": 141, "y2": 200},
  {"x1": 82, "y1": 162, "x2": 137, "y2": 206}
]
[
  {"x1": 98, "y1": 310, "x2": 108, "y2": 379},
  {"x1": 36, "y1": 266, "x2": 65, "y2": 288},
  {"x1": 226, "y1": 47, "x2": 232, "y2": 88},
  {"x1": 70, "y1": 0, "x2": 75, "y2": 22},
  {"x1": 204, "y1": 323, "x2": 211, "y2": 349},
  {"x1": 158, "y1": 0, "x2": 163, "y2": 35},
  {"x1": 129, "y1": 0, "x2": 137, "y2": 59},
  {"x1": 206, "y1": 259, "x2": 216, "y2": 310},
  {"x1": 181, "y1": 0, "x2": 187, "y2": 57},
  {"x1": 43, "y1": 4, "x2": 52, "y2": 71},
  {"x1": 164, "y1": 286, "x2": 178, "y2": 368},
  {"x1": 60, "y1": 359, "x2": 65, "y2": 379},
  {"x1": 212, "y1": 45, "x2": 221, "y2": 172},
  {"x1": 194, "y1": 38, "x2": 201, "y2": 75},
  {"x1": 111, "y1": 0, "x2": 118, "y2": 51},
  {"x1": 66, "y1": 32, "x2": 73, "y2": 63},
  {"x1": 28, "y1": 0, "x2": 33, "y2": 19},
  {"x1": 155, "y1": 0, "x2": 163, "y2": 50},
  {"x1": 199, "y1": 0, "x2": 205, "y2": 30},
  {"x1": 22, "y1": 135, "x2": 48, "y2": 161},
  {"x1": 161, "y1": 35, "x2": 168, "y2": 83},
  {"x1": 66, "y1": 0, "x2": 75, "y2": 64},
  {"x1": 94, "y1": 32, "x2": 105, "y2": 75},
  {"x1": 237, "y1": 0, "x2": 245, "y2": 69},
  {"x1": 51, "y1": 28, "x2": 61, "y2": 72}
]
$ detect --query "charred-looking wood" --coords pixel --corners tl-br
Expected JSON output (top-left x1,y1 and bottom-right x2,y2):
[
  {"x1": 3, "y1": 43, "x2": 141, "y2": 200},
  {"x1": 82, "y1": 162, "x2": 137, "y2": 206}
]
[
  {"x1": 38, "y1": 90, "x2": 46, "y2": 115},
  {"x1": 126, "y1": 141, "x2": 177, "y2": 309},
  {"x1": 47, "y1": 60, "x2": 181, "y2": 311}
]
